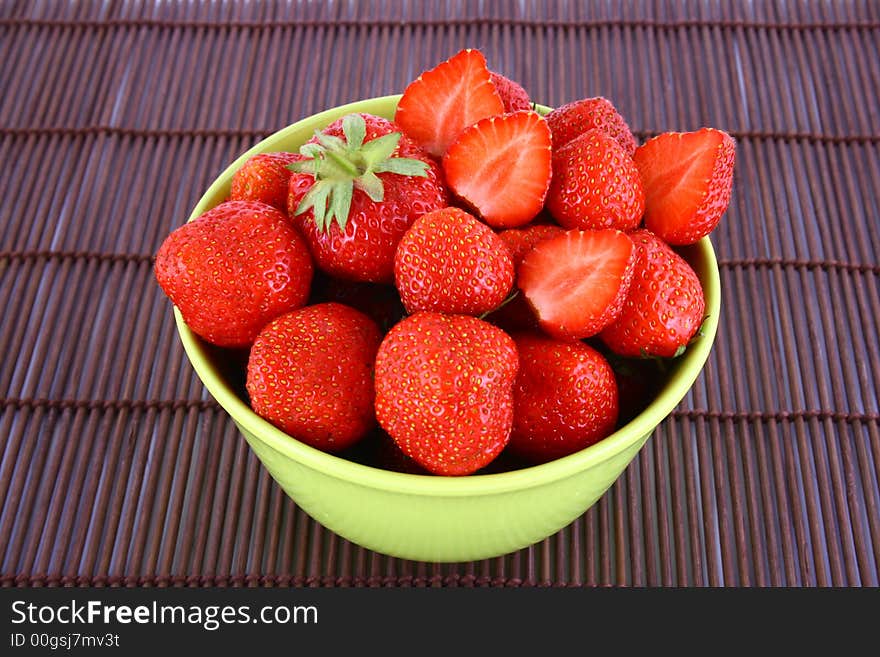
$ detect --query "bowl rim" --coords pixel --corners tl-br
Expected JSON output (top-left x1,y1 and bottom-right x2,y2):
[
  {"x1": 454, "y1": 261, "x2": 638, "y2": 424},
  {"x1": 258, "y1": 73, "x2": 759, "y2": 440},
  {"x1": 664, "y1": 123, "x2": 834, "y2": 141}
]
[{"x1": 173, "y1": 94, "x2": 721, "y2": 498}]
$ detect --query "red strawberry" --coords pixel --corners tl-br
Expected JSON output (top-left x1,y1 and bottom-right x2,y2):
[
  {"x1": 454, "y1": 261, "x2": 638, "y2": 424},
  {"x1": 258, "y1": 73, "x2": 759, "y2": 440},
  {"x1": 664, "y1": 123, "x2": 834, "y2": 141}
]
[
  {"x1": 443, "y1": 110, "x2": 552, "y2": 228},
  {"x1": 246, "y1": 302, "x2": 381, "y2": 452},
  {"x1": 498, "y1": 224, "x2": 566, "y2": 268},
  {"x1": 154, "y1": 200, "x2": 313, "y2": 348},
  {"x1": 518, "y1": 229, "x2": 636, "y2": 341},
  {"x1": 486, "y1": 224, "x2": 566, "y2": 332},
  {"x1": 600, "y1": 230, "x2": 706, "y2": 358},
  {"x1": 229, "y1": 152, "x2": 302, "y2": 211},
  {"x1": 509, "y1": 334, "x2": 619, "y2": 464},
  {"x1": 395, "y1": 49, "x2": 505, "y2": 157},
  {"x1": 545, "y1": 96, "x2": 638, "y2": 155},
  {"x1": 489, "y1": 71, "x2": 532, "y2": 112},
  {"x1": 634, "y1": 128, "x2": 736, "y2": 245},
  {"x1": 374, "y1": 312, "x2": 519, "y2": 476},
  {"x1": 394, "y1": 207, "x2": 514, "y2": 316},
  {"x1": 546, "y1": 128, "x2": 645, "y2": 231},
  {"x1": 288, "y1": 113, "x2": 448, "y2": 284}
]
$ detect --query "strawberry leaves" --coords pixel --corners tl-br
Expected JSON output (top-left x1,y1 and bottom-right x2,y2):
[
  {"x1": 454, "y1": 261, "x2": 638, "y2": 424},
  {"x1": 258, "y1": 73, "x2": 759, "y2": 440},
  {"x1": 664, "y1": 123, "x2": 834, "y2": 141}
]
[{"x1": 289, "y1": 113, "x2": 430, "y2": 232}]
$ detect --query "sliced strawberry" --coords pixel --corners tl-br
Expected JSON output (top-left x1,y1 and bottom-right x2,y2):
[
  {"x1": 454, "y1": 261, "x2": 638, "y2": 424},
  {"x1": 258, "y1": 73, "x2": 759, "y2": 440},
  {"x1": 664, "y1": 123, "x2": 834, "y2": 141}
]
[
  {"x1": 518, "y1": 229, "x2": 636, "y2": 341},
  {"x1": 498, "y1": 224, "x2": 566, "y2": 268},
  {"x1": 395, "y1": 49, "x2": 505, "y2": 157},
  {"x1": 442, "y1": 110, "x2": 552, "y2": 228},
  {"x1": 486, "y1": 224, "x2": 567, "y2": 332},
  {"x1": 635, "y1": 128, "x2": 736, "y2": 245}
]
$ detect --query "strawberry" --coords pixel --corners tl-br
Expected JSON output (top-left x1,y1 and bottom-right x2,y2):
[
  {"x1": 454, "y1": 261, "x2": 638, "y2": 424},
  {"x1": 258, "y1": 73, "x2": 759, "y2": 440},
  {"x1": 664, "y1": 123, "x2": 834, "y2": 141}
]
[
  {"x1": 489, "y1": 71, "x2": 532, "y2": 112},
  {"x1": 288, "y1": 113, "x2": 448, "y2": 284},
  {"x1": 394, "y1": 207, "x2": 514, "y2": 316},
  {"x1": 518, "y1": 229, "x2": 636, "y2": 341},
  {"x1": 374, "y1": 312, "x2": 519, "y2": 476},
  {"x1": 498, "y1": 224, "x2": 566, "y2": 268},
  {"x1": 229, "y1": 152, "x2": 302, "y2": 211},
  {"x1": 442, "y1": 110, "x2": 552, "y2": 228},
  {"x1": 246, "y1": 302, "x2": 381, "y2": 452},
  {"x1": 600, "y1": 229, "x2": 706, "y2": 358},
  {"x1": 634, "y1": 128, "x2": 736, "y2": 245},
  {"x1": 545, "y1": 96, "x2": 638, "y2": 156},
  {"x1": 154, "y1": 200, "x2": 313, "y2": 348},
  {"x1": 485, "y1": 224, "x2": 566, "y2": 332},
  {"x1": 509, "y1": 333, "x2": 619, "y2": 464},
  {"x1": 546, "y1": 128, "x2": 645, "y2": 231},
  {"x1": 395, "y1": 49, "x2": 505, "y2": 157}
]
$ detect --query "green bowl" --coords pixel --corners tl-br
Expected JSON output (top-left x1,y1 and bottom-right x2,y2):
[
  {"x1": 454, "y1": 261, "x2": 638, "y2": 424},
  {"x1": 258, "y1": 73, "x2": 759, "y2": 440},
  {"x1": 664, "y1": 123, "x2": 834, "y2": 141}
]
[{"x1": 173, "y1": 95, "x2": 721, "y2": 563}]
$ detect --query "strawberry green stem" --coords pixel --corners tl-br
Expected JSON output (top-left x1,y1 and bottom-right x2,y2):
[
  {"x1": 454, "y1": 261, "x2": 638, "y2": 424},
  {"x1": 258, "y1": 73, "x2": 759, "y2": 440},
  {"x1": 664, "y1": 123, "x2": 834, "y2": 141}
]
[{"x1": 288, "y1": 113, "x2": 429, "y2": 232}]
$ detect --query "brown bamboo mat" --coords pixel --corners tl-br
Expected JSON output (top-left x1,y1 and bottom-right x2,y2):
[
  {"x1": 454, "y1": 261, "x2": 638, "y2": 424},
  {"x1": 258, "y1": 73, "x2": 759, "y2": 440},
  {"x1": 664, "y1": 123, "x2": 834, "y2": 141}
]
[{"x1": 1, "y1": 0, "x2": 878, "y2": 587}]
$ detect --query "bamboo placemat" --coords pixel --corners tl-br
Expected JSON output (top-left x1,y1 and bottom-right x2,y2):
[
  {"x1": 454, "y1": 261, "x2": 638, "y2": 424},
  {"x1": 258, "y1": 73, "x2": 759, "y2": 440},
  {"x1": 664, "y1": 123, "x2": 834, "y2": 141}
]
[{"x1": 1, "y1": 0, "x2": 878, "y2": 587}]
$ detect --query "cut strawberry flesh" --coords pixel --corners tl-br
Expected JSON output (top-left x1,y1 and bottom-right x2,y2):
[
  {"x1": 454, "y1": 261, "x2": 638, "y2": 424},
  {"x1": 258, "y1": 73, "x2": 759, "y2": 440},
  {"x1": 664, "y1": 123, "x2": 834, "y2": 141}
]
[
  {"x1": 395, "y1": 49, "x2": 505, "y2": 158},
  {"x1": 518, "y1": 229, "x2": 635, "y2": 341},
  {"x1": 442, "y1": 110, "x2": 552, "y2": 228},
  {"x1": 635, "y1": 128, "x2": 735, "y2": 243}
]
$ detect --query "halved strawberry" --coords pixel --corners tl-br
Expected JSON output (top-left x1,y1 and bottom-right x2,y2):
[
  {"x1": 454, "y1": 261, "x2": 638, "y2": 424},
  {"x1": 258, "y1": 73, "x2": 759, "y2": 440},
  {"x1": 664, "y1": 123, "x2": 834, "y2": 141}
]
[
  {"x1": 634, "y1": 128, "x2": 736, "y2": 245},
  {"x1": 442, "y1": 110, "x2": 552, "y2": 228},
  {"x1": 498, "y1": 224, "x2": 566, "y2": 268},
  {"x1": 518, "y1": 229, "x2": 636, "y2": 341},
  {"x1": 486, "y1": 224, "x2": 566, "y2": 332},
  {"x1": 395, "y1": 49, "x2": 505, "y2": 158}
]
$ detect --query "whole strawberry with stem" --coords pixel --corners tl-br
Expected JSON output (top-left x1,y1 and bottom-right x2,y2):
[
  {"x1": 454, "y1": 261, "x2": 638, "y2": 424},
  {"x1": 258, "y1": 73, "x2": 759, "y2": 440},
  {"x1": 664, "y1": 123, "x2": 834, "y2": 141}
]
[
  {"x1": 394, "y1": 206, "x2": 514, "y2": 316},
  {"x1": 154, "y1": 200, "x2": 313, "y2": 348},
  {"x1": 246, "y1": 302, "x2": 381, "y2": 452},
  {"x1": 288, "y1": 113, "x2": 448, "y2": 283},
  {"x1": 374, "y1": 312, "x2": 519, "y2": 476},
  {"x1": 509, "y1": 333, "x2": 619, "y2": 464},
  {"x1": 230, "y1": 151, "x2": 302, "y2": 211},
  {"x1": 600, "y1": 229, "x2": 706, "y2": 358}
]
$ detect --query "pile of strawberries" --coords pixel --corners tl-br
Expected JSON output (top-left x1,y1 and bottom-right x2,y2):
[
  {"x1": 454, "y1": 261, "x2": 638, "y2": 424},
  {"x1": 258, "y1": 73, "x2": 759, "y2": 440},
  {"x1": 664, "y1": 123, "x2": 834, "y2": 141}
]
[{"x1": 155, "y1": 49, "x2": 735, "y2": 476}]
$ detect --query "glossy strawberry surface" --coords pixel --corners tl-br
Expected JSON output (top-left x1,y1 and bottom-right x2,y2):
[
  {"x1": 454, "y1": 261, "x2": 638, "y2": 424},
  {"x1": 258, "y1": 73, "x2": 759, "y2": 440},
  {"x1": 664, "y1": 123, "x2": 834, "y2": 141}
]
[
  {"x1": 600, "y1": 230, "x2": 706, "y2": 358},
  {"x1": 155, "y1": 200, "x2": 313, "y2": 348},
  {"x1": 394, "y1": 207, "x2": 514, "y2": 316},
  {"x1": 246, "y1": 302, "x2": 381, "y2": 452},
  {"x1": 230, "y1": 151, "x2": 302, "y2": 211},
  {"x1": 509, "y1": 333, "x2": 619, "y2": 463},
  {"x1": 546, "y1": 128, "x2": 645, "y2": 231},
  {"x1": 545, "y1": 96, "x2": 638, "y2": 155},
  {"x1": 374, "y1": 312, "x2": 519, "y2": 476}
]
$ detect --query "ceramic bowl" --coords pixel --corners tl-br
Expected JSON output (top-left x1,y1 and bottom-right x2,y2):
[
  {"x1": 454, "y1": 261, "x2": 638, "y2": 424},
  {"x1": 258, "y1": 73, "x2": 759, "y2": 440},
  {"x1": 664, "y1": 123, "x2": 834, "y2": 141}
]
[{"x1": 172, "y1": 95, "x2": 720, "y2": 562}]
